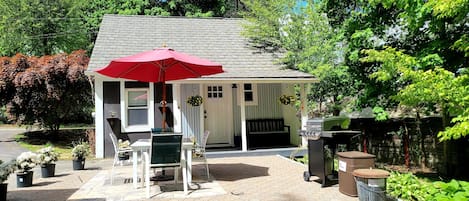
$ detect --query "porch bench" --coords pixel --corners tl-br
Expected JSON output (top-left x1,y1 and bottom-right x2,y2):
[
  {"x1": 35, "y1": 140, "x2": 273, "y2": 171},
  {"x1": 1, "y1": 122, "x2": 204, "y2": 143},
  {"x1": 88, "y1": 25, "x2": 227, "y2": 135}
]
[{"x1": 246, "y1": 118, "x2": 291, "y2": 149}]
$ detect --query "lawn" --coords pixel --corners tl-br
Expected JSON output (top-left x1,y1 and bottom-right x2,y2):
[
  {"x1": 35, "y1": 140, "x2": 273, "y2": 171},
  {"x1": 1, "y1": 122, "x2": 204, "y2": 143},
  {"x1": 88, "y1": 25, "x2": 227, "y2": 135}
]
[{"x1": 14, "y1": 127, "x2": 92, "y2": 160}]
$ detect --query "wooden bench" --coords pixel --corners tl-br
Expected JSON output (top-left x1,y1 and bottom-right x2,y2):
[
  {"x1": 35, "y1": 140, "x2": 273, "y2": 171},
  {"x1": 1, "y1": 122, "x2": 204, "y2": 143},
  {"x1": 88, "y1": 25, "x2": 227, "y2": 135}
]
[{"x1": 246, "y1": 118, "x2": 291, "y2": 149}]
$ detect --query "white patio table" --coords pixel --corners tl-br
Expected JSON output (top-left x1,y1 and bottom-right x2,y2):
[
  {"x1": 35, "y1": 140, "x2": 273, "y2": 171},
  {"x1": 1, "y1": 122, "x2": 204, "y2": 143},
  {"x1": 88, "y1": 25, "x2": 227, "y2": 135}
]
[{"x1": 130, "y1": 138, "x2": 193, "y2": 195}]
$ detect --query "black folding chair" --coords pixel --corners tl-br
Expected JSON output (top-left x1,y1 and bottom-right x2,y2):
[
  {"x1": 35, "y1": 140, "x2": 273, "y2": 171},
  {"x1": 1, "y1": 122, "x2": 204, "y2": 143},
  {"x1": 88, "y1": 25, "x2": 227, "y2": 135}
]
[{"x1": 143, "y1": 133, "x2": 183, "y2": 198}]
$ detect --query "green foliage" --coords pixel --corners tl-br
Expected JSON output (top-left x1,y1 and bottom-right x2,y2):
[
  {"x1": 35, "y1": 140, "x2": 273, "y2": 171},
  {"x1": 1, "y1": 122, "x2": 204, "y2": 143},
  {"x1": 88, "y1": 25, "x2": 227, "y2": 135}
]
[
  {"x1": 387, "y1": 171, "x2": 469, "y2": 201},
  {"x1": 372, "y1": 106, "x2": 389, "y2": 121},
  {"x1": 362, "y1": 47, "x2": 469, "y2": 141},
  {"x1": 0, "y1": 0, "x2": 239, "y2": 56},
  {"x1": 242, "y1": 0, "x2": 357, "y2": 115},
  {"x1": 240, "y1": 0, "x2": 293, "y2": 51},
  {"x1": 323, "y1": 0, "x2": 467, "y2": 111},
  {"x1": 387, "y1": 172, "x2": 429, "y2": 201},
  {"x1": 0, "y1": 159, "x2": 16, "y2": 183},
  {"x1": 0, "y1": 0, "x2": 90, "y2": 56}
]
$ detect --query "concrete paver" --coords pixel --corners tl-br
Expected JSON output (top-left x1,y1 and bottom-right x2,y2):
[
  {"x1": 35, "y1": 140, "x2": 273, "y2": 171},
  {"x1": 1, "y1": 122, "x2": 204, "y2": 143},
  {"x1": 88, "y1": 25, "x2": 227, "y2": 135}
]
[
  {"x1": 1, "y1": 127, "x2": 359, "y2": 201},
  {"x1": 8, "y1": 155, "x2": 357, "y2": 201}
]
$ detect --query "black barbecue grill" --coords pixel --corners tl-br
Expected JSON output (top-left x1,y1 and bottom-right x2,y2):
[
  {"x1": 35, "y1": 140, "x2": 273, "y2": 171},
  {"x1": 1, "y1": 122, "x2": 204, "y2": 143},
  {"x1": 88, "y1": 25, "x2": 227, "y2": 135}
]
[{"x1": 300, "y1": 117, "x2": 361, "y2": 187}]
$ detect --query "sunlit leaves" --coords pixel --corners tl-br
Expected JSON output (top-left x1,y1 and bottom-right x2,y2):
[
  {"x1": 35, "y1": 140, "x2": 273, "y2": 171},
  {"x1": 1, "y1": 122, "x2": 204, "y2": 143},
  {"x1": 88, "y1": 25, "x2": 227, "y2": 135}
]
[
  {"x1": 362, "y1": 46, "x2": 469, "y2": 141},
  {"x1": 0, "y1": 0, "x2": 89, "y2": 56}
]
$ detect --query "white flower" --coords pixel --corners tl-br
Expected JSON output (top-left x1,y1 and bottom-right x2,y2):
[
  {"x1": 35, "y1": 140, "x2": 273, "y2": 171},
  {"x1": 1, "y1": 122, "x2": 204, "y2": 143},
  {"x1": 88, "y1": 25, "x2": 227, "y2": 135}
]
[
  {"x1": 37, "y1": 146, "x2": 59, "y2": 165},
  {"x1": 16, "y1": 151, "x2": 38, "y2": 172}
]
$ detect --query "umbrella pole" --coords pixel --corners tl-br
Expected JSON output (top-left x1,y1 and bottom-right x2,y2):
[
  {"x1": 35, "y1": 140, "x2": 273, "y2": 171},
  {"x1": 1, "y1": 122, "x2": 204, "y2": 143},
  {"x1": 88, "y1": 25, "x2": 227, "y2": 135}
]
[{"x1": 162, "y1": 75, "x2": 167, "y2": 130}]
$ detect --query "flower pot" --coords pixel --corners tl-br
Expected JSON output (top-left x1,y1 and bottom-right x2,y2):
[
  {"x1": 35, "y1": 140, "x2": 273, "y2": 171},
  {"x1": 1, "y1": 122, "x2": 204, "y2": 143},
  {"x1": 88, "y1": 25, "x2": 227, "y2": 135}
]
[
  {"x1": 41, "y1": 164, "x2": 56, "y2": 178},
  {"x1": 0, "y1": 183, "x2": 7, "y2": 201},
  {"x1": 16, "y1": 171, "x2": 33, "y2": 187},
  {"x1": 73, "y1": 158, "x2": 85, "y2": 170}
]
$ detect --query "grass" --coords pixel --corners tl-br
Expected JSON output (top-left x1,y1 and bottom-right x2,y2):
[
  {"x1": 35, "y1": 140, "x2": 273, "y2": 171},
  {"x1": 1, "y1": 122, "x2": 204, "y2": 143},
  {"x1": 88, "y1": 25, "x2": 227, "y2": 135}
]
[
  {"x1": 15, "y1": 135, "x2": 73, "y2": 159},
  {"x1": 14, "y1": 128, "x2": 92, "y2": 160}
]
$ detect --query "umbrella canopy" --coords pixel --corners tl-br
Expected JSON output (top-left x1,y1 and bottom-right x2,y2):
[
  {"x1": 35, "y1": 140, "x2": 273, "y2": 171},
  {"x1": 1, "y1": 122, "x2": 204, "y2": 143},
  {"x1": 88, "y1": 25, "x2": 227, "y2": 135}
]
[
  {"x1": 96, "y1": 48, "x2": 224, "y2": 82},
  {"x1": 96, "y1": 48, "x2": 224, "y2": 129}
]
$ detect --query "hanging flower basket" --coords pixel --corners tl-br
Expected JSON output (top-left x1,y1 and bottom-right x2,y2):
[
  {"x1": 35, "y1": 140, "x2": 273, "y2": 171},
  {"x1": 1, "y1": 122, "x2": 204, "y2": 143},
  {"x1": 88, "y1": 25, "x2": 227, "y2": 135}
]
[
  {"x1": 186, "y1": 95, "x2": 203, "y2": 106},
  {"x1": 279, "y1": 95, "x2": 296, "y2": 105}
]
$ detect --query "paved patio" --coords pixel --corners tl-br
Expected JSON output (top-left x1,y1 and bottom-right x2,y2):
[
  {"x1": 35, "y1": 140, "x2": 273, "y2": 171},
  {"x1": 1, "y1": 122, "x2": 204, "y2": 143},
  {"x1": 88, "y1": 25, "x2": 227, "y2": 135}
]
[{"x1": 7, "y1": 155, "x2": 358, "y2": 201}]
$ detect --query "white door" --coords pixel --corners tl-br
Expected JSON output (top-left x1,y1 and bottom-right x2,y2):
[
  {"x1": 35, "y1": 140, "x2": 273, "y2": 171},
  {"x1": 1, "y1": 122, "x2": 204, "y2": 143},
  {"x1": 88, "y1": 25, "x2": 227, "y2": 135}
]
[{"x1": 204, "y1": 84, "x2": 233, "y2": 146}]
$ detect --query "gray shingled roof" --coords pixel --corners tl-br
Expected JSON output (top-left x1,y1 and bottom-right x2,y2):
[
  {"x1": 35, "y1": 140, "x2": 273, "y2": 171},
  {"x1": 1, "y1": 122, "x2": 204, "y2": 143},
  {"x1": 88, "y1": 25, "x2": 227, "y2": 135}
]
[{"x1": 88, "y1": 15, "x2": 316, "y2": 81}]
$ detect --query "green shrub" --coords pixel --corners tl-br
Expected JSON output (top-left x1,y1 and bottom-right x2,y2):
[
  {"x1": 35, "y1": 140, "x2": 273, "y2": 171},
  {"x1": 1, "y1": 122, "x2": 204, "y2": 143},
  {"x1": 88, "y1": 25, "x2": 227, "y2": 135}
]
[{"x1": 387, "y1": 171, "x2": 469, "y2": 201}]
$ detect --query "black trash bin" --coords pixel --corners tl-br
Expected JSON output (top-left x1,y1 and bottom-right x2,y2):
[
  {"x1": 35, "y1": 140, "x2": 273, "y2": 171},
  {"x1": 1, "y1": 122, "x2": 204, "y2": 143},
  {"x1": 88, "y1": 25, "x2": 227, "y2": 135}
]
[{"x1": 353, "y1": 168, "x2": 390, "y2": 201}]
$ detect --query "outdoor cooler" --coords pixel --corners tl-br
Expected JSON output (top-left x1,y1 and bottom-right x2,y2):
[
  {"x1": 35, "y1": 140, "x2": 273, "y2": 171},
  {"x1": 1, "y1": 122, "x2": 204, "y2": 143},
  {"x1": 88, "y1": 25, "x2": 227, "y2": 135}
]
[{"x1": 300, "y1": 117, "x2": 361, "y2": 187}]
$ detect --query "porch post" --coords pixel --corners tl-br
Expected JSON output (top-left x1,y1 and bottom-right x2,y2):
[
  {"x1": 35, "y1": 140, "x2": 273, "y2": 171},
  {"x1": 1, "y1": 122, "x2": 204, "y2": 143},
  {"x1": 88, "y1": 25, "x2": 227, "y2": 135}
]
[
  {"x1": 199, "y1": 84, "x2": 205, "y2": 136},
  {"x1": 94, "y1": 78, "x2": 104, "y2": 158},
  {"x1": 240, "y1": 83, "x2": 247, "y2": 151},
  {"x1": 300, "y1": 83, "x2": 310, "y2": 147},
  {"x1": 172, "y1": 84, "x2": 182, "y2": 133}
]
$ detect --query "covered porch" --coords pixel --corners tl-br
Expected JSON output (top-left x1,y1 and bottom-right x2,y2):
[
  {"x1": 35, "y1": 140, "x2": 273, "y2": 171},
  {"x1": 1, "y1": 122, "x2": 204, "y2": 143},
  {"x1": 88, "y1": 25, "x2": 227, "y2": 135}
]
[{"x1": 175, "y1": 78, "x2": 316, "y2": 152}]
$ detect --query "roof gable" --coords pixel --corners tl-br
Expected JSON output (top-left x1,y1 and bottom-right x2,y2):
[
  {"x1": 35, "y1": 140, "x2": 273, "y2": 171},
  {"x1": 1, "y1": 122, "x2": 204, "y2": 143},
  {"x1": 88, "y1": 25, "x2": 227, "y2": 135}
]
[{"x1": 88, "y1": 15, "x2": 315, "y2": 80}]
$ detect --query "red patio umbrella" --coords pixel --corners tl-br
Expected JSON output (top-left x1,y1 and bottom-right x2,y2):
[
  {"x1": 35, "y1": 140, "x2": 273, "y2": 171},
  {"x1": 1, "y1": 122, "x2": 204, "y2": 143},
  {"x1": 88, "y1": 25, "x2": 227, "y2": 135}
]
[{"x1": 96, "y1": 48, "x2": 224, "y2": 129}]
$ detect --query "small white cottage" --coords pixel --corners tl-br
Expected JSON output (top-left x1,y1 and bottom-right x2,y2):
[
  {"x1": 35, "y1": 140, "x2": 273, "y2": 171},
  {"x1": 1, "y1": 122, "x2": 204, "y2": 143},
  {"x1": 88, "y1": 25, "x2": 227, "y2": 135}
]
[{"x1": 86, "y1": 15, "x2": 317, "y2": 158}]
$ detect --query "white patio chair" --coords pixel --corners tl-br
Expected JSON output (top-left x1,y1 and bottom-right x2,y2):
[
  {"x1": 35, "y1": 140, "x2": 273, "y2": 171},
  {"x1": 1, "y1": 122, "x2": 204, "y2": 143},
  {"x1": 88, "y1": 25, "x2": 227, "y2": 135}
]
[
  {"x1": 193, "y1": 130, "x2": 210, "y2": 180},
  {"x1": 143, "y1": 133, "x2": 183, "y2": 198},
  {"x1": 109, "y1": 132, "x2": 133, "y2": 185}
]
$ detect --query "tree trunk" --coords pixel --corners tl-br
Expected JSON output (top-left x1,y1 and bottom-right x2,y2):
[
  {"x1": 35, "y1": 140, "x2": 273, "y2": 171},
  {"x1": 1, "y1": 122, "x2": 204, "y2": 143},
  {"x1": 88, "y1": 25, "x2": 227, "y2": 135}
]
[{"x1": 403, "y1": 122, "x2": 410, "y2": 168}]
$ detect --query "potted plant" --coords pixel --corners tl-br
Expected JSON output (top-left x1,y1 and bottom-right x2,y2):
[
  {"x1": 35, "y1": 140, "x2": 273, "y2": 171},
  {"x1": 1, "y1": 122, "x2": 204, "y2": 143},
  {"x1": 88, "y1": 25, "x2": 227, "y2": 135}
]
[
  {"x1": 186, "y1": 95, "x2": 203, "y2": 106},
  {"x1": 37, "y1": 146, "x2": 59, "y2": 178},
  {"x1": 71, "y1": 141, "x2": 90, "y2": 170},
  {"x1": 15, "y1": 151, "x2": 38, "y2": 187},
  {"x1": 117, "y1": 139, "x2": 130, "y2": 161},
  {"x1": 279, "y1": 95, "x2": 296, "y2": 105},
  {"x1": 0, "y1": 159, "x2": 16, "y2": 201}
]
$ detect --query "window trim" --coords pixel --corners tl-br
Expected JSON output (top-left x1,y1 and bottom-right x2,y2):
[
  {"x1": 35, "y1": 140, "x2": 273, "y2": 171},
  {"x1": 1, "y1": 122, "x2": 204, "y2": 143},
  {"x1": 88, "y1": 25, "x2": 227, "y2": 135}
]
[
  {"x1": 237, "y1": 83, "x2": 258, "y2": 106},
  {"x1": 120, "y1": 82, "x2": 154, "y2": 132}
]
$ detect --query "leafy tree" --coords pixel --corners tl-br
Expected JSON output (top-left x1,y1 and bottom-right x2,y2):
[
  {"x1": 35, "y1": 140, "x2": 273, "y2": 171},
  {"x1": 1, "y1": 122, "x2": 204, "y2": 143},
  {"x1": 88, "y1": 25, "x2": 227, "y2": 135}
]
[
  {"x1": 242, "y1": 0, "x2": 357, "y2": 115},
  {"x1": 240, "y1": 0, "x2": 294, "y2": 52},
  {"x1": 81, "y1": 0, "x2": 244, "y2": 53},
  {"x1": 0, "y1": 51, "x2": 92, "y2": 131},
  {"x1": 0, "y1": 0, "x2": 90, "y2": 56},
  {"x1": 0, "y1": 0, "x2": 243, "y2": 57},
  {"x1": 322, "y1": 0, "x2": 468, "y2": 109}
]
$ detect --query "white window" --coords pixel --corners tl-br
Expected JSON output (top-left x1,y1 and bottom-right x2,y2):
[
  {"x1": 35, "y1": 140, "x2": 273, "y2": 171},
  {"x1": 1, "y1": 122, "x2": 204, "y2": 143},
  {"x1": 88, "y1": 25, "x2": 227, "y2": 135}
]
[
  {"x1": 238, "y1": 83, "x2": 258, "y2": 105},
  {"x1": 127, "y1": 89, "x2": 148, "y2": 126},
  {"x1": 121, "y1": 82, "x2": 154, "y2": 132},
  {"x1": 207, "y1": 85, "x2": 223, "y2": 99}
]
